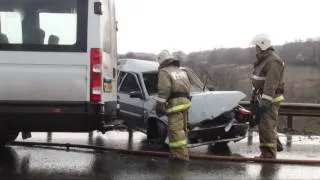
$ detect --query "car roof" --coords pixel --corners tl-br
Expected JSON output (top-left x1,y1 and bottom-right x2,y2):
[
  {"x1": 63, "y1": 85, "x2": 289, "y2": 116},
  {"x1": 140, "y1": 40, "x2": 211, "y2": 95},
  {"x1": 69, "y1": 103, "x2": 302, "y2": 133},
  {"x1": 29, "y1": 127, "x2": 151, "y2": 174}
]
[{"x1": 118, "y1": 58, "x2": 159, "y2": 73}]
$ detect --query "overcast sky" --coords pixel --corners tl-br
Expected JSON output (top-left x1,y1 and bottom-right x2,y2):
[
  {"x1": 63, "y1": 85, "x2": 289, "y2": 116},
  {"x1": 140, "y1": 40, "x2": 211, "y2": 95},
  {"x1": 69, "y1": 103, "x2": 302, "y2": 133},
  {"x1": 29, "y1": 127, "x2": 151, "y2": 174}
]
[{"x1": 115, "y1": 0, "x2": 320, "y2": 54}]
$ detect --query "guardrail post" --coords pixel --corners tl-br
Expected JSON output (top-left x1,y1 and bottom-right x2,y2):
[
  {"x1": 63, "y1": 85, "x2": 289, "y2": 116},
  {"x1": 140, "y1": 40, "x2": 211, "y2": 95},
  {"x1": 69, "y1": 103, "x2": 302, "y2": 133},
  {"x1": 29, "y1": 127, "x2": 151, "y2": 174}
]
[
  {"x1": 47, "y1": 132, "x2": 52, "y2": 143},
  {"x1": 88, "y1": 131, "x2": 93, "y2": 145},
  {"x1": 128, "y1": 129, "x2": 133, "y2": 150},
  {"x1": 247, "y1": 130, "x2": 253, "y2": 145},
  {"x1": 287, "y1": 115, "x2": 293, "y2": 131},
  {"x1": 286, "y1": 134, "x2": 292, "y2": 148}
]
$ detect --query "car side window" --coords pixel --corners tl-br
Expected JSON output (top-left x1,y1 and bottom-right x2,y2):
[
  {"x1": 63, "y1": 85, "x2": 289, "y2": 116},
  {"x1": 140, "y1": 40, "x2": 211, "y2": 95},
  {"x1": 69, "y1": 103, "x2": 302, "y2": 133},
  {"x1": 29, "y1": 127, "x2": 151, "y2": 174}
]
[
  {"x1": 142, "y1": 72, "x2": 158, "y2": 95},
  {"x1": 119, "y1": 73, "x2": 141, "y2": 93}
]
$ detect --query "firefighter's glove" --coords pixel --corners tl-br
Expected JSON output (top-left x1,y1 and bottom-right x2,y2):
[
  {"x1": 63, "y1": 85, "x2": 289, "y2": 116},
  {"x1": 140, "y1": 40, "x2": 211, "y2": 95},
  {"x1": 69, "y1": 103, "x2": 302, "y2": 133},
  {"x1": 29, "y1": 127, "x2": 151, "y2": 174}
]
[
  {"x1": 250, "y1": 102, "x2": 260, "y2": 128},
  {"x1": 258, "y1": 99, "x2": 271, "y2": 115},
  {"x1": 250, "y1": 99, "x2": 254, "y2": 106},
  {"x1": 250, "y1": 99, "x2": 270, "y2": 128},
  {"x1": 155, "y1": 102, "x2": 166, "y2": 117},
  {"x1": 250, "y1": 95, "x2": 255, "y2": 105},
  {"x1": 249, "y1": 117, "x2": 258, "y2": 128}
]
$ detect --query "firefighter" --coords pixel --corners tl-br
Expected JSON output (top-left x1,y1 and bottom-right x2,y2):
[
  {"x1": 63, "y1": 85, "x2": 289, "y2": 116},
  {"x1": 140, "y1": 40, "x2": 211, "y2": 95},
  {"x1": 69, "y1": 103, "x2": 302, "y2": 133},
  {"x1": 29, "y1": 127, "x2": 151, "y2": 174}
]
[
  {"x1": 155, "y1": 50, "x2": 191, "y2": 162},
  {"x1": 250, "y1": 34, "x2": 285, "y2": 159}
]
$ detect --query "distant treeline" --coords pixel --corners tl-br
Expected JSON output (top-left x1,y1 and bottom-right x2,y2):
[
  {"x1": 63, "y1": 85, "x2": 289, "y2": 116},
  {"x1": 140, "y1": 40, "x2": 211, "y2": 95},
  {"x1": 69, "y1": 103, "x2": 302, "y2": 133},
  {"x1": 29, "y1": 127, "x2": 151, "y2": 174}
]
[
  {"x1": 118, "y1": 39, "x2": 320, "y2": 104},
  {"x1": 119, "y1": 39, "x2": 320, "y2": 66},
  {"x1": 119, "y1": 40, "x2": 320, "y2": 133}
]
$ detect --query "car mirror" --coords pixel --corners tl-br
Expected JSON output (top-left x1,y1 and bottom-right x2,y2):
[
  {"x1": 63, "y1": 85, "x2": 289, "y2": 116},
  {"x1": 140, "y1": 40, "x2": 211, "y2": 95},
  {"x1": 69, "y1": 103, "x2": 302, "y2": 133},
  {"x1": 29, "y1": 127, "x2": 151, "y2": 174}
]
[{"x1": 129, "y1": 91, "x2": 143, "y2": 99}]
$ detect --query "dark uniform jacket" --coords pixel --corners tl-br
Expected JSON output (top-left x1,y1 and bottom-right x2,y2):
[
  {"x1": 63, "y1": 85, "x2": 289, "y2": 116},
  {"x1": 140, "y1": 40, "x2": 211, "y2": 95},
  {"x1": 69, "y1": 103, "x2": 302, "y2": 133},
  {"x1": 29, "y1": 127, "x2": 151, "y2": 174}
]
[
  {"x1": 252, "y1": 49, "x2": 285, "y2": 103},
  {"x1": 156, "y1": 65, "x2": 191, "y2": 113}
]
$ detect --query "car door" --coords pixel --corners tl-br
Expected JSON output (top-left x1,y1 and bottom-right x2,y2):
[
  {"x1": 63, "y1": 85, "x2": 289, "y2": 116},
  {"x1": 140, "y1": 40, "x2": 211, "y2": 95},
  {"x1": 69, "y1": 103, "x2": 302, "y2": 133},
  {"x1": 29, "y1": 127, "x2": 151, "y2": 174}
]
[{"x1": 118, "y1": 72, "x2": 145, "y2": 129}]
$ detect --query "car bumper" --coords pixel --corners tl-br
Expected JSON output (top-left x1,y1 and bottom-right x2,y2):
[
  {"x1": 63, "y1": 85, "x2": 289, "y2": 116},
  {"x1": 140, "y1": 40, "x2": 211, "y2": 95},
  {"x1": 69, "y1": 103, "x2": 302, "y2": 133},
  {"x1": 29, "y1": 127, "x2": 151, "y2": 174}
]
[
  {"x1": 0, "y1": 101, "x2": 117, "y2": 132},
  {"x1": 187, "y1": 122, "x2": 249, "y2": 147}
]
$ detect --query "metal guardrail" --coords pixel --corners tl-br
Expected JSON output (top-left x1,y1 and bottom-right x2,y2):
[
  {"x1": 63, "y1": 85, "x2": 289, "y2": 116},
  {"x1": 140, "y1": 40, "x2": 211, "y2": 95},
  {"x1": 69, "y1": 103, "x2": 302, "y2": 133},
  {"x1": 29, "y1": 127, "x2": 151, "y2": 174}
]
[{"x1": 240, "y1": 101, "x2": 320, "y2": 131}]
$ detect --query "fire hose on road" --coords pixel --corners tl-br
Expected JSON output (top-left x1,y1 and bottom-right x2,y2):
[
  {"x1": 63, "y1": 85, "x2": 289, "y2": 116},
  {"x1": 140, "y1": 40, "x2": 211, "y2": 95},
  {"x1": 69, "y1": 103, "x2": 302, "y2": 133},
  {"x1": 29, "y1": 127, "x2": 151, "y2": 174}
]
[
  {"x1": 11, "y1": 141, "x2": 320, "y2": 166},
  {"x1": 9, "y1": 103, "x2": 320, "y2": 166}
]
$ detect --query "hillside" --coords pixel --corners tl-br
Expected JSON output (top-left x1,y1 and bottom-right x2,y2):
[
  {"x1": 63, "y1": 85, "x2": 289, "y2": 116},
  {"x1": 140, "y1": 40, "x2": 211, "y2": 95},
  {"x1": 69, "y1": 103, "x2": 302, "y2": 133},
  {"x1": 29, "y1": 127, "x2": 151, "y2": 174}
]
[{"x1": 119, "y1": 40, "x2": 320, "y2": 103}]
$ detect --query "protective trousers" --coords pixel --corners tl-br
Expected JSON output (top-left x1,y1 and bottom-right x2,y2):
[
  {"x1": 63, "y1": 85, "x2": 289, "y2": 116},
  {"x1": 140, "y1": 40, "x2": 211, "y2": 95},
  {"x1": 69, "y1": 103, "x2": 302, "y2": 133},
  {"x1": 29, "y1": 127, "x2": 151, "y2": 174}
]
[
  {"x1": 259, "y1": 102, "x2": 281, "y2": 158},
  {"x1": 168, "y1": 111, "x2": 189, "y2": 161}
]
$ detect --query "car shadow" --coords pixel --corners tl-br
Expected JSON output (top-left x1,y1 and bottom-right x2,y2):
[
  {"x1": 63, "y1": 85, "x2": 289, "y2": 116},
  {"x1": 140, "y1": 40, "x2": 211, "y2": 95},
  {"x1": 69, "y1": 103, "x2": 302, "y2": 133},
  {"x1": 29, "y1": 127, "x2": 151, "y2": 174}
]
[
  {"x1": 139, "y1": 138, "x2": 169, "y2": 152},
  {"x1": 207, "y1": 143, "x2": 244, "y2": 157}
]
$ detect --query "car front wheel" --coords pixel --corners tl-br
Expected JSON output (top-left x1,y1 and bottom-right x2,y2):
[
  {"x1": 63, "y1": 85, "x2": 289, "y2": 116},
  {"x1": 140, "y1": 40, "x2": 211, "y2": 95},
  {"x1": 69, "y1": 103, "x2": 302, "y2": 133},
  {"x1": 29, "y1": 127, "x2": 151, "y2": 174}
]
[
  {"x1": 208, "y1": 142, "x2": 231, "y2": 155},
  {"x1": 156, "y1": 120, "x2": 167, "y2": 145}
]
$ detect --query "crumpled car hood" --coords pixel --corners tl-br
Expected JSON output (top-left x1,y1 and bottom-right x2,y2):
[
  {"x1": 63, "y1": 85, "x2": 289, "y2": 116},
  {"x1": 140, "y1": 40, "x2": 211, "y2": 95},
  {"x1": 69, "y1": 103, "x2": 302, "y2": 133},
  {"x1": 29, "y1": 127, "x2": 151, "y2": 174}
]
[{"x1": 187, "y1": 91, "x2": 246, "y2": 124}]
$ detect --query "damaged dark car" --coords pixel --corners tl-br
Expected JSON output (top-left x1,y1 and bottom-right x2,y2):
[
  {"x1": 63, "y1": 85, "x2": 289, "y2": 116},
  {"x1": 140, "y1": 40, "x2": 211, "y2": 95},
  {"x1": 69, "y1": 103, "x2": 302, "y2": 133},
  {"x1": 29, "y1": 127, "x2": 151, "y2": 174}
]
[{"x1": 117, "y1": 59, "x2": 251, "y2": 148}]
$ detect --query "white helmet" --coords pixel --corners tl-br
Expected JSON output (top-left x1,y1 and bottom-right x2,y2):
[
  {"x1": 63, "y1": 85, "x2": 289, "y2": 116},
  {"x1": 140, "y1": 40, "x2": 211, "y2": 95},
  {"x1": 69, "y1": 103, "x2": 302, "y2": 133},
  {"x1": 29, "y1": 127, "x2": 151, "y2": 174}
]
[
  {"x1": 251, "y1": 33, "x2": 272, "y2": 51},
  {"x1": 157, "y1": 50, "x2": 175, "y2": 65}
]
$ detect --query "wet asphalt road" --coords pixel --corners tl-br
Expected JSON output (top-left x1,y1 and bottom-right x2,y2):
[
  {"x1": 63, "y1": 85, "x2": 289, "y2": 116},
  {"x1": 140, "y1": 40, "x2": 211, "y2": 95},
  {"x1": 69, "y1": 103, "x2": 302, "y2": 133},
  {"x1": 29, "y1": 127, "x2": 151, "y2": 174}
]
[{"x1": 0, "y1": 131, "x2": 319, "y2": 180}]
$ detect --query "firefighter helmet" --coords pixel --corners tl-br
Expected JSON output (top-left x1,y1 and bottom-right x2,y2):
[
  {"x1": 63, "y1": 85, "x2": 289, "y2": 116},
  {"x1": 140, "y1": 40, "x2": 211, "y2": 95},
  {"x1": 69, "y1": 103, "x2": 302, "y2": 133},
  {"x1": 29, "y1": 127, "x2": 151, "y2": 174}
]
[
  {"x1": 157, "y1": 50, "x2": 175, "y2": 65},
  {"x1": 251, "y1": 34, "x2": 272, "y2": 51}
]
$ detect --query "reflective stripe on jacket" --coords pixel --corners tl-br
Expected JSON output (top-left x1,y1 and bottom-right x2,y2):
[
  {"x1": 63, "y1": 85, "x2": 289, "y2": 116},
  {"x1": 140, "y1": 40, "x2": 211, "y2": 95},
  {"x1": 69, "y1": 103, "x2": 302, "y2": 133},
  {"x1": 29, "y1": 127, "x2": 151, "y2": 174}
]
[
  {"x1": 166, "y1": 102, "x2": 191, "y2": 114},
  {"x1": 169, "y1": 139, "x2": 187, "y2": 148},
  {"x1": 260, "y1": 143, "x2": 276, "y2": 148},
  {"x1": 273, "y1": 95, "x2": 284, "y2": 102}
]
